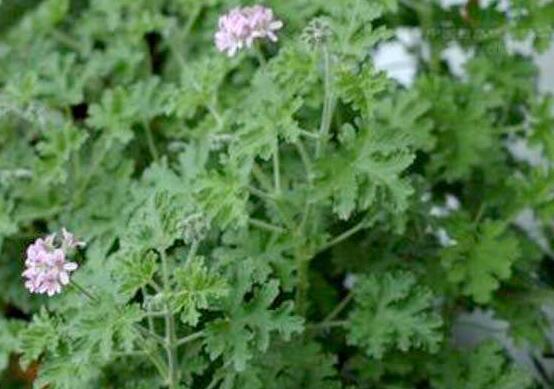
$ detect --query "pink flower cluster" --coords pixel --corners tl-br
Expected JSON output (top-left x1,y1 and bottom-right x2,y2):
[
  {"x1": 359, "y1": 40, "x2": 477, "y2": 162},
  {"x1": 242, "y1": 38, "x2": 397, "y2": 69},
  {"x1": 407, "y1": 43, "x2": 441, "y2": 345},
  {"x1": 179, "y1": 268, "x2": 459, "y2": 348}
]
[
  {"x1": 215, "y1": 5, "x2": 283, "y2": 57},
  {"x1": 23, "y1": 229, "x2": 85, "y2": 296}
]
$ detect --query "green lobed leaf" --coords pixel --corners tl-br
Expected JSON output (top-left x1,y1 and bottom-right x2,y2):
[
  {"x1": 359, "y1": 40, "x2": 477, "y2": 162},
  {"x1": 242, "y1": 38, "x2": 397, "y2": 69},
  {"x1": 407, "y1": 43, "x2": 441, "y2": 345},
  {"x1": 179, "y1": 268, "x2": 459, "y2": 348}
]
[{"x1": 347, "y1": 271, "x2": 443, "y2": 359}]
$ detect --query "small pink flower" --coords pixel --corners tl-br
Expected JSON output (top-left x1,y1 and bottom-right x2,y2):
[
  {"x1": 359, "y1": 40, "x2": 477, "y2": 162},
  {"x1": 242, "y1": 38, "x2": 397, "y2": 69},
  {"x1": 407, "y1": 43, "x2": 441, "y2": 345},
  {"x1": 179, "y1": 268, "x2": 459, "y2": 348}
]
[
  {"x1": 244, "y1": 5, "x2": 283, "y2": 42},
  {"x1": 26, "y1": 237, "x2": 49, "y2": 262},
  {"x1": 38, "y1": 272, "x2": 63, "y2": 296},
  {"x1": 215, "y1": 5, "x2": 283, "y2": 57},
  {"x1": 22, "y1": 229, "x2": 83, "y2": 296}
]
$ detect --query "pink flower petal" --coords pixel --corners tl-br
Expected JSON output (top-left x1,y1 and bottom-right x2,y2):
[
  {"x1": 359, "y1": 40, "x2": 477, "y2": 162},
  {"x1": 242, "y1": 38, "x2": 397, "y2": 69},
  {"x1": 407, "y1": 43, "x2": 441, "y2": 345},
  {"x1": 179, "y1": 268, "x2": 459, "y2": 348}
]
[
  {"x1": 59, "y1": 272, "x2": 69, "y2": 285},
  {"x1": 64, "y1": 262, "x2": 78, "y2": 271}
]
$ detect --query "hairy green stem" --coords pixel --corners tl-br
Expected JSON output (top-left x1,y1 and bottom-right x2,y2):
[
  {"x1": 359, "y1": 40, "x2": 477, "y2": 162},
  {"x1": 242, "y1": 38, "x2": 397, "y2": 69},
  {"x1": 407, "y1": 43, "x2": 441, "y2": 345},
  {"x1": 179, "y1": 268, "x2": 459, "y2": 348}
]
[
  {"x1": 317, "y1": 219, "x2": 368, "y2": 253},
  {"x1": 206, "y1": 361, "x2": 232, "y2": 389},
  {"x1": 252, "y1": 164, "x2": 294, "y2": 228},
  {"x1": 248, "y1": 185, "x2": 276, "y2": 201},
  {"x1": 299, "y1": 128, "x2": 320, "y2": 140},
  {"x1": 168, "y1": 30, "x2": 187, "y2": 69},
  {"x1": 322, "y1": 292, "x2": 354, "y2": 324},
  {"x1": 473, "y1": 202, "x2": 487, "y2": 226},
  {"x1": 114, "y1": 350, "x2": 148, "y2": 357},
  {"x1": 206, "y1": 372, "x2": 224, "y2": 389},
  {"x1": 70, "y1": 280, "x2": 98, "y2": 303},
  {"x1": 176, "y1": 330, "x2": 205, "y2": 348},
  {"x1": 299, "y1": 202, "x2": 312, "y2": 236},
  {"x1": 249, "y1": 218, "x2": 286, "y2": 234},
  {"x1": 148, "y1": 280, "x2": 163, "y2": 294},
  {"x1": 143, "y1": 120, "x2": 159, "y2": 161},
  {"x1": 144, "y1": 311, "x2": 166, "y2": 318},
  {"x1": 308, "y1": 320, "x2": 348, "y2": 331},
  {"x1": 160, "y1": 250, "x2": 179, "y2": 388},
  {"x1": 135, "y1": 325, "x2": 166, "y2": 347},
  {"x1": 183, "y1": 5, "x2": 202, "y2": 43},
  {"x1": 142, "y1": 286, "x2": 155, "y2": 331},
  {"x1": 294, "y1": 140, "x2": 313, "y2": 183},
  {"x1": 316, "y1": 45, "x2": 335, "y2": 158},
  {"x1": 187, "y1": 240, "x2": 200, "y2": 263},
  {"x1": 207, "y1": 102, "x2": 224, "y2": 128},
  {"x1": 254, "y1": 44, "x2": 267, "y2": 67},
  {"x1": 135, "y1": 337, "x2": 169, "y2": 379}
]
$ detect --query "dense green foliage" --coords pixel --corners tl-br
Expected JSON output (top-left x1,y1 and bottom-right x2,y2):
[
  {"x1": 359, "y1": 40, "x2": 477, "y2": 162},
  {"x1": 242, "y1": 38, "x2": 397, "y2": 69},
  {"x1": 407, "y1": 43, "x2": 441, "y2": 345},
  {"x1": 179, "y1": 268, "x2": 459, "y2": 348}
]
[{"x1": 1, "y1": 0, "x2": 554, "y2": 387}]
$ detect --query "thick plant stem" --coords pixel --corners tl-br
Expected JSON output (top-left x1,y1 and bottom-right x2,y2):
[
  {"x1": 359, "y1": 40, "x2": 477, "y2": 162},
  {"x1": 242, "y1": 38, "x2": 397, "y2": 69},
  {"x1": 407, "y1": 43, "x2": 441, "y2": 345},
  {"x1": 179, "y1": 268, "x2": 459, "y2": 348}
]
[
  {"x1": 160, "y1": 250, "x2": 179, "y2": 388},
  {"x1": 316, "y1": 45, "x2": 334, "y2": 158},
  {"x1": 176, "y1": 330, "x2": 205, "y2": 348}
]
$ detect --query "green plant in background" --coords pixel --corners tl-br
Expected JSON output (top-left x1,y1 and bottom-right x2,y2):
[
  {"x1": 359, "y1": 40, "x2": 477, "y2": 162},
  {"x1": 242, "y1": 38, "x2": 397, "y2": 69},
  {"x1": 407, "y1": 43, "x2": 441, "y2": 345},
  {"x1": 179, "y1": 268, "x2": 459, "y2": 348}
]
[{"x1": 1, "y1": 0, "x2": 554, "y2": 387}]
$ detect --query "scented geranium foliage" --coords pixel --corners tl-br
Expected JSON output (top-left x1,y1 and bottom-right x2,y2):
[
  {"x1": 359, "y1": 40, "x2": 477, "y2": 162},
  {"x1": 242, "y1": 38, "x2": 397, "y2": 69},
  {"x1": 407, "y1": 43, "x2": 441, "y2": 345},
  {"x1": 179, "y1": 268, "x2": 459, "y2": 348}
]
[{"x1": 1, "y1": 0, "x2": 554, "y2": 388}]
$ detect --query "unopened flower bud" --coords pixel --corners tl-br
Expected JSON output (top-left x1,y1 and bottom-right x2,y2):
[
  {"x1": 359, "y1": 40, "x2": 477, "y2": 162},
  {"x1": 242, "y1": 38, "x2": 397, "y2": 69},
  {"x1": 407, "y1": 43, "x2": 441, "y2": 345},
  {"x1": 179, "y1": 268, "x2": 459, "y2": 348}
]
[
  {"x1": 301, "y1": 18, "x2": 332, "y2": 48},
  {"x1": 181, "y1": 212, "x2": 211, "y2": 244}
]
